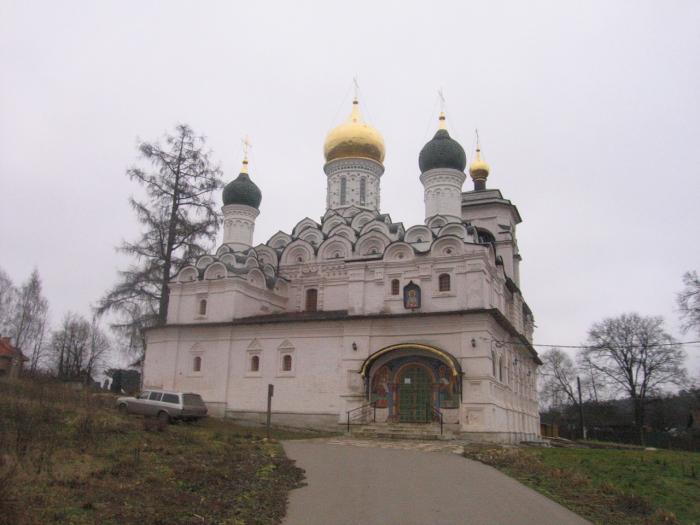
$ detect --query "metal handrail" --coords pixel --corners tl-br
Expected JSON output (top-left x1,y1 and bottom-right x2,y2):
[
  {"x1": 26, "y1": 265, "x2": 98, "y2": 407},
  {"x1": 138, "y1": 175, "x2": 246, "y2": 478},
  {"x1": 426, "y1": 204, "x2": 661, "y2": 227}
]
[
  {"x1": 430, "y1": 405, "x2": 444, "y2": 435},
  {"x1": 346, "y1": 401, "x2": 377, "y2": 432}
]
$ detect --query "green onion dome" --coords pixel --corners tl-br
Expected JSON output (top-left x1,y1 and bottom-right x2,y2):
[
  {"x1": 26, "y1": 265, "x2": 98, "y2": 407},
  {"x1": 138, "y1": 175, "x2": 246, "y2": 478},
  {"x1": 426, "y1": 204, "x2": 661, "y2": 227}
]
[
  {"x1": 418, "y1": 113, "x2": 466, "y2": 173},
  {"x1": 222, "y1": 159, "x2": 262, "y2": 209}
]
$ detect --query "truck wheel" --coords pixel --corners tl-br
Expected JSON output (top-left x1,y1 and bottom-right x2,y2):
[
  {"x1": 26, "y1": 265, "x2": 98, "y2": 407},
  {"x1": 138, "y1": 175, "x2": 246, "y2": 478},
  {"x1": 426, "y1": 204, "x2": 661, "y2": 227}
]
[
  {"x1": 118, "y1": 403, "x2": 127, "y2": 414},
  {"x1": 157, "y1": 411, "x2": 171, "y2": 424}
]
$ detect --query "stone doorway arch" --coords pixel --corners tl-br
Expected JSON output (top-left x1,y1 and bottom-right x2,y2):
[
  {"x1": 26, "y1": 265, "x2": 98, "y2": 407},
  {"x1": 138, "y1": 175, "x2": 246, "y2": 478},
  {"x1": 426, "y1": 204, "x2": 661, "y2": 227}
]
[{"x1": 360, "y1": 343, "x2": 462, "y2": 423}]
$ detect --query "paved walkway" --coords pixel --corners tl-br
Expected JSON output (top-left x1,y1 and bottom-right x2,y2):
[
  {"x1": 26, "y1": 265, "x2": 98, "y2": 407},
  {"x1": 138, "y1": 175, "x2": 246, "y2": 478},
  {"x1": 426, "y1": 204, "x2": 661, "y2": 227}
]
[{"x1": 282, "y1": 438, "x2": 591, "y2": 525}]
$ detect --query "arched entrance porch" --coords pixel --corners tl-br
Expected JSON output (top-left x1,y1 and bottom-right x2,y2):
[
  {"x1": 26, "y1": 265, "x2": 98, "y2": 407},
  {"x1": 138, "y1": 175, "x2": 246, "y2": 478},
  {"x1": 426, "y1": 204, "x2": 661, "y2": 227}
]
[{"x1": 359, "y1": 344, "x2": 462, "y2": 423}]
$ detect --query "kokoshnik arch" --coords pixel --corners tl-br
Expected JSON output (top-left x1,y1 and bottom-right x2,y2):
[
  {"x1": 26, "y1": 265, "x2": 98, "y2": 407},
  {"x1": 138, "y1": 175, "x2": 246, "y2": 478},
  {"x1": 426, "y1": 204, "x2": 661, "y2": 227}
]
[{"x1": 143, "y1": 96, "x2": 541, "y2": 442}]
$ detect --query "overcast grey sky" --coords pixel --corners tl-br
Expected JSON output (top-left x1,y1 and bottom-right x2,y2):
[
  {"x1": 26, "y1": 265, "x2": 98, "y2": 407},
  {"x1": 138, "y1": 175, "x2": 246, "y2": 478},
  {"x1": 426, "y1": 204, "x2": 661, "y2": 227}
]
[{"x1": 1, "y1": 1, "x2": 699, "y2": 373}]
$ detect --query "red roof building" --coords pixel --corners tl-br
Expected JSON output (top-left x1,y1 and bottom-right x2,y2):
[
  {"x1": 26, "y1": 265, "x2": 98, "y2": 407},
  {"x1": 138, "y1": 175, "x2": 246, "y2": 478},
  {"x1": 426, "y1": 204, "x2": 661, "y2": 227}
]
[{"x1": 0, "y1": 337, "x2": 27, "y2": 378}]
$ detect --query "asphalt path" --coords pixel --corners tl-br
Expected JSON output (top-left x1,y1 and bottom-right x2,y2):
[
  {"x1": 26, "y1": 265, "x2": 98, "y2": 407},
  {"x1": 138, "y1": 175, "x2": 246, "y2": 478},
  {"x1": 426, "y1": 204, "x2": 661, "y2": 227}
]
[{"x1": 282, "y1": 439, "x2": 591, "y2": 525}]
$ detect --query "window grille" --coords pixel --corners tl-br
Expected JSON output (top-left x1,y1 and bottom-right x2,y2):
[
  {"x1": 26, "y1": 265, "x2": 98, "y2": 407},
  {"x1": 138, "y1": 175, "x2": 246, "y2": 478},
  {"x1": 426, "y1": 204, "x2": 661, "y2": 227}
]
[
  {"x1": 391, "y1": 279, "x2": 400, "y2": 296},
  {"x1": 438, "y1": 273, "x2": 451, "y2": 292},
  {"x1": 305, "y1": 288, "x2": 318, "y2": 312}
]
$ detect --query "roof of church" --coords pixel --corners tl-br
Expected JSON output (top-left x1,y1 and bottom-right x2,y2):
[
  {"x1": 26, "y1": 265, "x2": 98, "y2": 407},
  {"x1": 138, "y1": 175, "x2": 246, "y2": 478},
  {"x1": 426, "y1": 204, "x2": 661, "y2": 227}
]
[
  {"x1": 419, "y1": 128, "x2": 466, "y2": 173},
  {"x1": 223, "y1": 172, "x2": 262, "y2": 209},
  {"x1": 173, "y1": 205, "x2": 484, "y2": 292}
]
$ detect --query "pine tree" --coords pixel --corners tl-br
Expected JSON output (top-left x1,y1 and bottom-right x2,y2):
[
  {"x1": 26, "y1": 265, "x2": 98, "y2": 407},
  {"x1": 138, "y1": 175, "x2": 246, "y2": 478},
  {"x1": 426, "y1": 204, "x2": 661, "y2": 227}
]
[{"x1": 97, "y1": 125, "x2": 222, "y2": 357}]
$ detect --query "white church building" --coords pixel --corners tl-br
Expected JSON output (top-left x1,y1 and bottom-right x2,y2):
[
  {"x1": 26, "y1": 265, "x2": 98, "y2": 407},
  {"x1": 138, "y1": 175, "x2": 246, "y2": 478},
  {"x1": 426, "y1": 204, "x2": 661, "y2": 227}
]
[{"x1": 143, "y1": 97, "x2": 541, "y2": 442}]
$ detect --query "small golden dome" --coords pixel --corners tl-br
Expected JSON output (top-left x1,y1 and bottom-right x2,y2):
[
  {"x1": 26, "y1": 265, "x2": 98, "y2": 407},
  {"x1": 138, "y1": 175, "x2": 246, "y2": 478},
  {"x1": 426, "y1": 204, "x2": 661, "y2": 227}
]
[
  {"x1": 469, "y1": 146, "x2": 490, "y2": 181},
  {"x1": 324, "y1": 98, "x2": 385, "y2": 164}
]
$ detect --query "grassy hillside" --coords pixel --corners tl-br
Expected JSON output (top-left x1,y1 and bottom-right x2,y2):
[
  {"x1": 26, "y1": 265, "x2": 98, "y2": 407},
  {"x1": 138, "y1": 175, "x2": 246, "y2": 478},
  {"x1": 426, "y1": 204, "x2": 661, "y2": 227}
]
[
  {"x1": 464, "y1": 444, "x2": 700, "y2": 525},
  {"x1": 0, "y1": 379, "x2": 312, "y2": 525}
]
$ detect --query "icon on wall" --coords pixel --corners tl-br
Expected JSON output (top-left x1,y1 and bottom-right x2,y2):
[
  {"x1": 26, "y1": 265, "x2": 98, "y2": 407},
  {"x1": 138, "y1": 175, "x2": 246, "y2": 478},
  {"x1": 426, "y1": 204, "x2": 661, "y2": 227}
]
[{"x1": 403, "y1": 281, "x2": 421, "y2": 310}]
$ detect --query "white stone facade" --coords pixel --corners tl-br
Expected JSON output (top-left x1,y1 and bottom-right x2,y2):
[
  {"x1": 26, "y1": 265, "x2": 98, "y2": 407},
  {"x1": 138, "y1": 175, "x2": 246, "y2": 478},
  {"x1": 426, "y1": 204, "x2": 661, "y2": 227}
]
[
  {"x1": 143, "y1": 106, "x2": 539, "y2": 443},
  {"x1": 145, "y1": 190, "x2": 539, "y2": 442}
]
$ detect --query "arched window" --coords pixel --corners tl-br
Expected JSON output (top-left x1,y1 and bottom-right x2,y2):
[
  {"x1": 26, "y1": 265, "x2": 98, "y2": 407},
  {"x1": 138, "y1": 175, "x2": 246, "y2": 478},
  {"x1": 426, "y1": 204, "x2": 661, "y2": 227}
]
[
  {"x1": 438, "y1": 273, "x2": 451, "y2": 292},
  {"x1": 391, "y1": 279, "x2": 400, "y2": 296},
  {"x1": 282, "y1": 354, "x2": 292, "y2": 371},
  {"x1": 193, "y1": 356, "x2": 202, "y2": 372},
  {"x1": 477, "y1": 228, "x2": 495, "y2": 244},
  {"x1": 198, "y1": 299, "x2": 207, "y2": 316},
  {"x1": 491, "y1": 350, "x2": 497, "y2": 376},
  {"x1": 360, "y1": 177, "x2": 366, "y2": 205},
  {"x1": 340, "y1": 176, "x2": 347, "y2": 205},
  {"x1": 250, "y1": 355, "x2": 260, "y2": 372},
  {"x1": 305, "y1": 288, "x2": 318, "y2": 312},
  {"x1": 498, "y1": 357, "x2": 503, "y2": 382}
]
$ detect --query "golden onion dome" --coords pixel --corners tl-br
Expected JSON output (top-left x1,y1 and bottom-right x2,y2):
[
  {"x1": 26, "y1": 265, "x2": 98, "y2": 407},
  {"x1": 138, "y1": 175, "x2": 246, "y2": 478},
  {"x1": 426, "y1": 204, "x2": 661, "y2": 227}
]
[
  {"x1": 469, "y1": 146, "x2": 490, "y2": 181},
  {"x1": 324, "y1": 98, "x2": 385, "y2": 164}
]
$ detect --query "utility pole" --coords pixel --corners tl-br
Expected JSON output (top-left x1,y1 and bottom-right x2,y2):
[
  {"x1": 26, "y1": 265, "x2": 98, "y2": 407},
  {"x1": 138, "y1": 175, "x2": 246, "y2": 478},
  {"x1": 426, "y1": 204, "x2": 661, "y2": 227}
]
[
  {"x1": 577, "y1": 376, "x2": 586, "y2": 440},
  {"x1": 266, "y1": 384, "x2": 274, "y2": 440}
]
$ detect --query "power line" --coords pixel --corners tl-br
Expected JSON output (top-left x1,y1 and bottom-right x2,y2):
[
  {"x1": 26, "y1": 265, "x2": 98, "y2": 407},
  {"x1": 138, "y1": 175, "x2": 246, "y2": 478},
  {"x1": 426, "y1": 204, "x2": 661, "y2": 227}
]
[{"x1": 492, "y1": 339, "x2": 700, "y2": 350}]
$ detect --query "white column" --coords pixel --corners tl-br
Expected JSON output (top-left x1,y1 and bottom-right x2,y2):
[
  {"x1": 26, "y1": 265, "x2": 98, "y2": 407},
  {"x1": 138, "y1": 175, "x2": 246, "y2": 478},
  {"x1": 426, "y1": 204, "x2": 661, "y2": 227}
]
[
  {"x1": 420, "y1": 168, "x2": 466, "y2": 222},
  {"x1": 222, "y1": 204, "x2": 259, "y2": 251}
]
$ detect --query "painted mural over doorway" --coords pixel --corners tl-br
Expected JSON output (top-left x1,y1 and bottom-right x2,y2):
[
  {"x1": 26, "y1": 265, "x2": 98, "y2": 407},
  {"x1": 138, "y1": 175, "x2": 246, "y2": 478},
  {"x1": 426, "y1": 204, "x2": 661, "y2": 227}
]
[{"x1": 369, "y1": 352, "x2": 459, "y2": 422}]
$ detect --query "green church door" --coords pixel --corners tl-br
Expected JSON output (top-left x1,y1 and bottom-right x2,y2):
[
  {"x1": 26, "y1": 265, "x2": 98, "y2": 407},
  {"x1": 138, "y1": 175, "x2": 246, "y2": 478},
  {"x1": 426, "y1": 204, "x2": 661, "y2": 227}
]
[{"x1": 398, "y1": 365, "x2": 431, "y2": 423}]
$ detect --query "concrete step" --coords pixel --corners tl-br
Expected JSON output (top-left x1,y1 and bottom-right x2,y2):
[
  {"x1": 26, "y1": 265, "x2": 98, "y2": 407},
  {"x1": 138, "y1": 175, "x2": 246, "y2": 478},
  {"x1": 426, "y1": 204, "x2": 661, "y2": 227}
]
[{"x1": 349, "y1": 423, "x2": 457, "y2": 441}]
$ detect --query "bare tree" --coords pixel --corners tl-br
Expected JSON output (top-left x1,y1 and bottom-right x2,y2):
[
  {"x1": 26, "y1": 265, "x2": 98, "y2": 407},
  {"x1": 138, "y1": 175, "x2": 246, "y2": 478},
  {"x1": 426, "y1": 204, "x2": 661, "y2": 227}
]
[
  {"x1": 4, "y1": 269, "x2": 49, "y2": 369},
  {"x1": 27, "y1": 316, "x2": 49, "y2": 374},
  {"x1": 678, "y1": 270, "x2": 700, "y2": 337},
  {"x1": 50, "y1": 313, "x2": 91, "y2": 380},
  {"x1": 582, "y1": 313, "x2": 687, "y2": 441},
  {"x1": 84, "y1": 317, "x2": 111, "y2": 384},
  {"x1": 539, "y1": 348, "x2": 578, "y2": 408},
  {"x1": 578, "y1": 354, "x2": 607, "y2": 402},
  {"x1": 0, "y1": 267, "x2": 15, "y2": 334},
  {"x1": 97, "y1": 124, "x2": 222, "y2": 358}
]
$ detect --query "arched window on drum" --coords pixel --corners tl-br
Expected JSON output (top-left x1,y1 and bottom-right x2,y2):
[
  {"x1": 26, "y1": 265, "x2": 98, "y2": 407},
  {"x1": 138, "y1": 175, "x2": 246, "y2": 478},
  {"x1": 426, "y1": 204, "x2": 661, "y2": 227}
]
[{"x1": 340, "y1": 176, "x2": 347, "y2": 205}]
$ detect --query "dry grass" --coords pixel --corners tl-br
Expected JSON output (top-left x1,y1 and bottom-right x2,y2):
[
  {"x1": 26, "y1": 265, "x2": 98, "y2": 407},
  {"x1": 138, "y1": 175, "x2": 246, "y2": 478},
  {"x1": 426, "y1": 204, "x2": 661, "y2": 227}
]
[{"x1": 0, "y1": 378, "x2": 311, "y2": 525}]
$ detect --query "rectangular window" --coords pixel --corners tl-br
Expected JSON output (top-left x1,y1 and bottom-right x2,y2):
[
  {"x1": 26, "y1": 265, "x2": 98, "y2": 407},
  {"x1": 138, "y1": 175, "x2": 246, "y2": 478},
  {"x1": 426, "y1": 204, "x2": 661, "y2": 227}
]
[
  {"x1": 305, "y1": 288, "x2": 318, "y2": 312},
  {"x1": 391, "y1": 279, "x2": 400, "y2": 296},
  {"x1": 282, "y1": 354, "x2": 293, "y2": 371},
  {"x1": 162, "y1": 393, "x2": 179, "y2": 404},
  {"x1": 183, "y1": 394, "x2": 206, "y2": 407},
  {"x1": 148, "y1": 392, "x2": 163, "y2": 401},
  {"x1": 438, "y1": 273, "x2": 451, "y2": 292}
]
